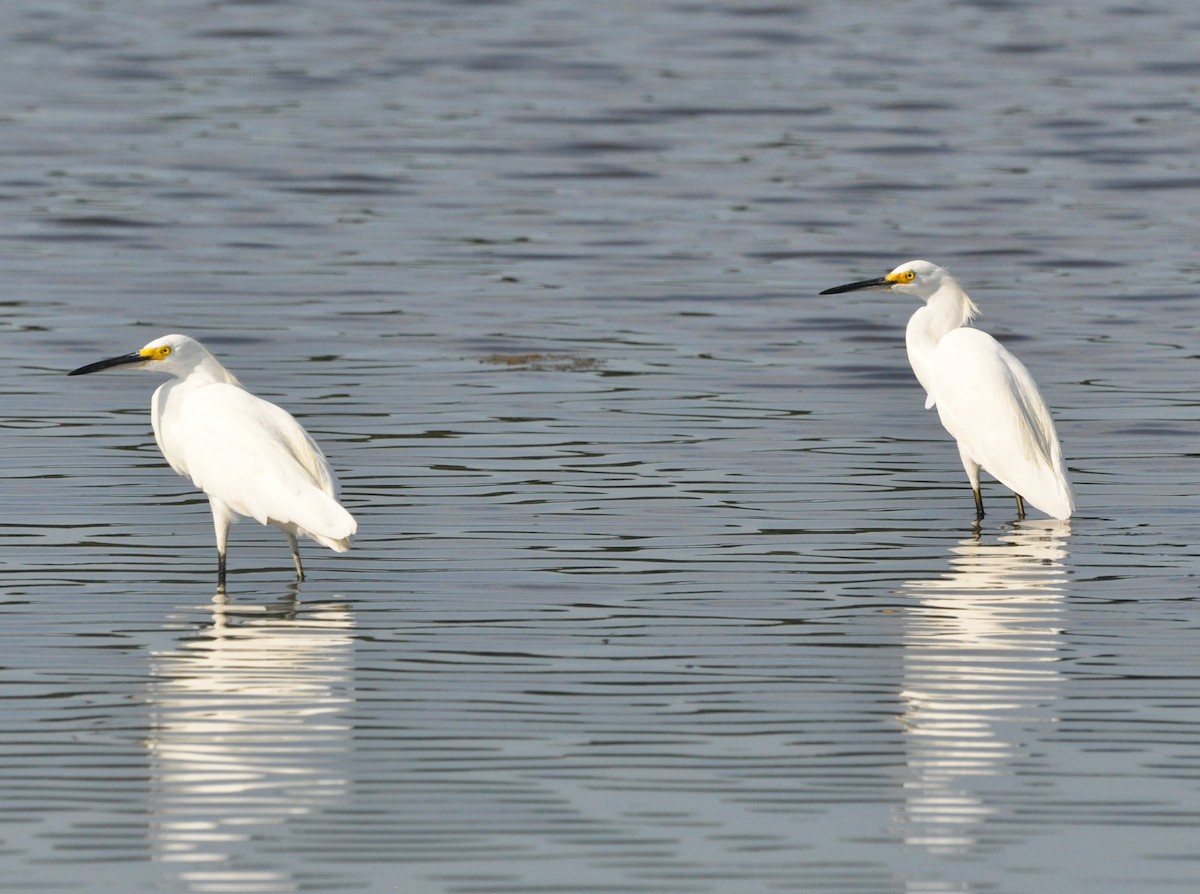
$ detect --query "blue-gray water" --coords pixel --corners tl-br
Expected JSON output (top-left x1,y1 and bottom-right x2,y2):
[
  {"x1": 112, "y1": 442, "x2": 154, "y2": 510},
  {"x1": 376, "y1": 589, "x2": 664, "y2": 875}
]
[{"x1": 4, "y1": 1, "x2": 1200, "y2": 892}]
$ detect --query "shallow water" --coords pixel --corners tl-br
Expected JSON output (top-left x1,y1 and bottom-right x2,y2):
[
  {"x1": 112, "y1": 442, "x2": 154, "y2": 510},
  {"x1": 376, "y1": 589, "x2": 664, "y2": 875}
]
[{"x1": 4, "y1": 1, "x2": 1200, "y2": 892}]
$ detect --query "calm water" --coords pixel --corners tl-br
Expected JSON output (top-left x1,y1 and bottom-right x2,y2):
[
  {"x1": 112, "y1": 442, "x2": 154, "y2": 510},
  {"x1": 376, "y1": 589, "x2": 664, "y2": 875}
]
[{"x1": 4, "y1": 1, "x2": 1200, "y2": 892}]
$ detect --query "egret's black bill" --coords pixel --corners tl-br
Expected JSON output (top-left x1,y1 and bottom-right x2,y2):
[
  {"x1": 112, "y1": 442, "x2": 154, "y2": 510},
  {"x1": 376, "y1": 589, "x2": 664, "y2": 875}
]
[
  {"x1": 819, "y1": 276, "x2": 891, "y2": 295},
  {"x1": 68, "y1": 352, "x2": 143, "y2": 376}
]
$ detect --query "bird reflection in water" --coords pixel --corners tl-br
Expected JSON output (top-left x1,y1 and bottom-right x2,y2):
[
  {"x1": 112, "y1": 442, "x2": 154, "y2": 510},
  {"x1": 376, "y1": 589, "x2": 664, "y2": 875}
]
[
  {"x1": 147, "y1": 590, "x2": 355, "y2": 892},
  {"x1": 896, "y1": 520, "x2": 1070, "y2": 854}
]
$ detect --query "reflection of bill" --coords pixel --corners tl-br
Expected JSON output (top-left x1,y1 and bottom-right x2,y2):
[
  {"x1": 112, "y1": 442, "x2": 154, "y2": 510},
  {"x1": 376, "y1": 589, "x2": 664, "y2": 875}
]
[
  {"x1": 897, "y1": 521, "x2": 1069, "y2": 853},
  {"x1": 147, "y1": 592, "x2": 355, "y2": 892}
]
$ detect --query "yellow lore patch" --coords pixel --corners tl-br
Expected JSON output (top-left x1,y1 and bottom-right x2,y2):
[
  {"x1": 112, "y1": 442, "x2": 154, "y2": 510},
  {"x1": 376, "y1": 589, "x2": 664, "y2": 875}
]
[{"x1": 139, "y1": 344, "x2": 172, "y2": 361}]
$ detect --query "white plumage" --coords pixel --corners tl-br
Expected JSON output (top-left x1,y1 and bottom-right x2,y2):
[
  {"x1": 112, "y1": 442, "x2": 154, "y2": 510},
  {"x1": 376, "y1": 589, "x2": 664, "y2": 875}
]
[
  {"x1": 822, "y1": 260, "x2": 1074, "y2": 520},
  {"x1": 70, "y1": 333, "x2": 356, "y2": 583}
]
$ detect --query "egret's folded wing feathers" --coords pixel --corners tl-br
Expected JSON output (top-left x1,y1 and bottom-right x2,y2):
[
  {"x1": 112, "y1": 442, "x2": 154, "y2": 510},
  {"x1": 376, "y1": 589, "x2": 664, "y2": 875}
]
[
  {"x1": 930, "y1": 328, "x2": 1073, "y2": 518},
  {"x1": 173, "y1": 384, "x2": 356, "y2": 543}
]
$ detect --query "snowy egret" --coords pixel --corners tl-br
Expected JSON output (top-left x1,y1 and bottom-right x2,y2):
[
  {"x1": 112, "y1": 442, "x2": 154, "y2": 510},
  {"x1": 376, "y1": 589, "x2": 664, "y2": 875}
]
[
  {"x1": 820, "y1": 260, "x2": 1074, "y2": 520},
  {"x1": 69, "y1": 334, "x2": 357, "y2": 584}
]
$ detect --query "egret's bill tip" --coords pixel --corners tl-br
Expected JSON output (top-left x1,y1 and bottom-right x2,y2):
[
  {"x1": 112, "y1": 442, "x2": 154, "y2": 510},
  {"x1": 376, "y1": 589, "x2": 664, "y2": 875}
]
[
  {"x1": 819, "y1": 276, "x2": 892, "y2": 295},
  {"x1": 67, "y1": 352, "x2": 144, "y2": 376}
]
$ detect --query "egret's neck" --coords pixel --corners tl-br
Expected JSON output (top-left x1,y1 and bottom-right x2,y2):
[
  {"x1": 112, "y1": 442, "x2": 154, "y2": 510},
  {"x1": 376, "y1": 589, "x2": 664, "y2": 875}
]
[
  {"x1": 193, "y1": 357, "x2": 240, "y2": 387},
  {"x1": 172, "y1": 355, "x2": 241, "y2": 389},
  {"x1": 904, "y1": 281, "x2": 979, "y2": 397}
]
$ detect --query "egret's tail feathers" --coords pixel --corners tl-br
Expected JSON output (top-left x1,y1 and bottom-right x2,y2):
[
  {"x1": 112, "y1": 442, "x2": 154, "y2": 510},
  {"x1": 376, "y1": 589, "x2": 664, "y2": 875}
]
[
  {"x1": 310, "y1": 531, "x2": 353, "y2": 553},
  {"x1": 298, "y1": 499, "x2": 357, "y2": 552},
  {"x1": 1015, "y1": 462, "x2": 1074, "y2": 520},
  {"x1": 1035, "y1": 480, "x2": 1074, "y2": 521},
  {"x1": 260, "y1": 485, "x2": 356, "y2": 554}
]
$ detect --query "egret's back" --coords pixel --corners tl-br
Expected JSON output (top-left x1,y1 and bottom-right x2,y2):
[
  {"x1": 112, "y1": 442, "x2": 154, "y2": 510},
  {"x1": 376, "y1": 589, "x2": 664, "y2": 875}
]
[
  {"x1": 929, "y1": 328, "x2": 1074, "y2": 519},
  {"x1": 159, "y1": 382, "x2": 357, "y2": 548}
]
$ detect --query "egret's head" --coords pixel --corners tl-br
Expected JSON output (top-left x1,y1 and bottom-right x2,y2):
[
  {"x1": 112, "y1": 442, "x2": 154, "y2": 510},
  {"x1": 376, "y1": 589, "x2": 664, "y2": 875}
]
[
  {"x1": 68, "y1": 333, "x2": 209, "y2": 377},
  {"x1": 881, "y1": 260, "x2": 952, "y2": 300},
  {"x1": 820, "y1": 259, "x2": 952, "y2": 301}
]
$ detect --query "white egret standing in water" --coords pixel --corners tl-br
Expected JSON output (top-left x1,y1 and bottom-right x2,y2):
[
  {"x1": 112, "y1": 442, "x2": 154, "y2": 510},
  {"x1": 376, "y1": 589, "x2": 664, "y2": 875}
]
[
  {"x1": 820, "y1": 260, "x2": 1074, "y2": 520},
  {"x1": 69, "y1": 334, "x2": 357, "y2": 584}
]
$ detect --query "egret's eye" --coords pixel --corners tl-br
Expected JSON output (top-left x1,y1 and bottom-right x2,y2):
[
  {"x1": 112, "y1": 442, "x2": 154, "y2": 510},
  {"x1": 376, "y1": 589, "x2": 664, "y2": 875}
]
[
  {"x1": 160, "y1": 345, "x2": 172, "y2": 357},
  {"x1": 900, "y1": 270, "x2": 916, "y2": 283}
]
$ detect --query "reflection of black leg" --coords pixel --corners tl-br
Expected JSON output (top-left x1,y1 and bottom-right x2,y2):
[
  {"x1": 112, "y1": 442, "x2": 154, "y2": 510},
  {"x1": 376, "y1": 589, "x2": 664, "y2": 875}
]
[
  {"x1": 1015, "y1": 493, "x2": 1026, "y2": 519},
  {"x1": 973, "y1": 487, "x2": 984, "y2": 520}
]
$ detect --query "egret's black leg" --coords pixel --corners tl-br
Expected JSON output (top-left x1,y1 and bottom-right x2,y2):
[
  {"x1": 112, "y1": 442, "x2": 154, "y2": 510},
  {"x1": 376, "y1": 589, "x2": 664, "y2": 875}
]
[
  {"x1": 1014, "y1": 493, "x2": 1026, "y2": 519},
  {"x1": 287, "y1": 533, "x2": 305, "y2": 581},
  {"x1": 972, "y1": 487, "x2": 985, "y2": 520},
  {"x1": 212, "y1": 500, "x2": 231, "y2": 588}
]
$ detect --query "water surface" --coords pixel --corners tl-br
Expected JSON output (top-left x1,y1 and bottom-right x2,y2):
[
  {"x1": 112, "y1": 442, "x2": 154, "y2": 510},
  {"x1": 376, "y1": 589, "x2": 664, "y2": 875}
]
[{"x1": 4, "y1": 1, "x2": 1200, "y2": 892}]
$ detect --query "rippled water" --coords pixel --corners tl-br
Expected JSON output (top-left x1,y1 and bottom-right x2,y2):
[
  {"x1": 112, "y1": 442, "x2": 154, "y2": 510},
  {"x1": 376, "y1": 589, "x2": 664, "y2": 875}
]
[{"x1": 5, "y1": 1, "x2": 1200, "y2": 892}]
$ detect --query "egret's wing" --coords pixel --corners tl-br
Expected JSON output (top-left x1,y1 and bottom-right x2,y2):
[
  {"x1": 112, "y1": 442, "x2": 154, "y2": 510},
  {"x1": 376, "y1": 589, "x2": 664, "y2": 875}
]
[
  {"x1": 172, "y1": 384, "x2": 356, "y2": 542},
  {"x1": 930, "y1": 328, "x2": 1073, "y2": 518}
]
